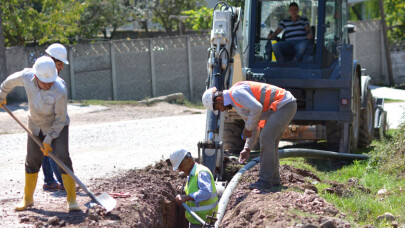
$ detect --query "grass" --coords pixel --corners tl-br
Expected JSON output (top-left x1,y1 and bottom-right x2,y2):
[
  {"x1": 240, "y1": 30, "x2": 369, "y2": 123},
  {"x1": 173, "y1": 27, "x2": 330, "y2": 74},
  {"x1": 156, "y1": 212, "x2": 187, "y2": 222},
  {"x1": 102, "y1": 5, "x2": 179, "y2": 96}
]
[
  {"x1": 71, "y1": 99, "x2": 139, "y2": 106},
  {"x1": 384, "y1": 99, "x2": 405, "y2": 103},
  {"x1": 70, "y1": 98, "x2": 205, "y2": 109},
  {"x1": 279, "y1": 123, "x2": 405, "y2": 227}
]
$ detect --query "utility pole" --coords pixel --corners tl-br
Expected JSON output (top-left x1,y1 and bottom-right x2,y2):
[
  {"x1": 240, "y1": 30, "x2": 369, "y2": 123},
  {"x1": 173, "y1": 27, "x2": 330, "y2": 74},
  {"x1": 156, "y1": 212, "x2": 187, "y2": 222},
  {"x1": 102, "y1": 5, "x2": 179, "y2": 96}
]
[
  {"x1": 378, "y1": 0, "x2": 395, "y2": 86},
  {"x1": 0, "y1": 6, "x2": 7, "y2": 82}
]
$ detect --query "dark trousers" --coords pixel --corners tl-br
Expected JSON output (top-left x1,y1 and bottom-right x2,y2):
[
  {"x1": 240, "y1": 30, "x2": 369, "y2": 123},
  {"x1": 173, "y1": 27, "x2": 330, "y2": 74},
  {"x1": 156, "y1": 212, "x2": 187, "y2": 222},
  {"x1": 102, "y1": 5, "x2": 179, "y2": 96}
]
[{"x1": 26, "y1": 125, "x2": 73, "y2": 174}]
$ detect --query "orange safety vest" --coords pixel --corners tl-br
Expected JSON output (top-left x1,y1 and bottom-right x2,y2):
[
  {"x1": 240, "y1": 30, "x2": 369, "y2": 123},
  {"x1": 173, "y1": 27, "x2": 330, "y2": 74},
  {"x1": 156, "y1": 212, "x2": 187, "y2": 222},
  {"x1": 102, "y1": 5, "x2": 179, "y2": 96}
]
[{"x1": 229, "y1": 81, "x2": 286, "y2": 128}]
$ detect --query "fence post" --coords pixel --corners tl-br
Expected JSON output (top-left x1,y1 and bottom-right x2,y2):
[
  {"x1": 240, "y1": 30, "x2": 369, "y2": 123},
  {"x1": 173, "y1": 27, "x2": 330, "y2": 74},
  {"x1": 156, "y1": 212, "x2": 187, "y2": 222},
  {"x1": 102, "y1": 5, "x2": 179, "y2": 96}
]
[
  {"x1": 110, "y1": 41, "x2": 117, "y2": 100},
  {"x1": 149, "y1": 39, "x2": 156, "y2": 97},
  {"x1": 68, "y1": 46, "x2": 76, "y2": 100},
  {"x1": 186, "y1": 36, "x2": 194, "y2": 101}
]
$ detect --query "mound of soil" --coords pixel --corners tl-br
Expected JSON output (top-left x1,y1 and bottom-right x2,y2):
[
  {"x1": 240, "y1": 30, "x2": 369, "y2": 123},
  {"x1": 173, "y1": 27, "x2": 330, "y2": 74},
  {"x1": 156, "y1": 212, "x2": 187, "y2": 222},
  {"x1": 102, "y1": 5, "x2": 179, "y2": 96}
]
[
  {"x1": 14, "y1": 160, "x2": 189, "y2": 228},
  {"x1": 221, "y1": 164, "x2": 351, "y2": 227}
]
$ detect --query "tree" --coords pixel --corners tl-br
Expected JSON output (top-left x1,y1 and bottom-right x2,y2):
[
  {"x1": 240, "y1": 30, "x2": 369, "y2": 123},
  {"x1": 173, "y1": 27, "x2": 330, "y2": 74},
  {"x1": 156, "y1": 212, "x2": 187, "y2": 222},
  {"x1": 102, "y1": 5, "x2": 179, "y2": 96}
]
[
  {"x1": 125, "y1": 0, "x2": 156, "y2": 36},
  {"x1": 1, "y1": 0, "x2": 84, "y2": 46},
  {"x1": 152, "y1": 0, "x2": 205, "y2": 35},
  {"x1": 182, "y1": 7, "x2": 213, "y2": 32},
  {"x1": 78, "y1": 0, "x2": 131, "y2": 39},
  {"x1": 385, "y1": 0, "x2": 405, "y2": 42}
]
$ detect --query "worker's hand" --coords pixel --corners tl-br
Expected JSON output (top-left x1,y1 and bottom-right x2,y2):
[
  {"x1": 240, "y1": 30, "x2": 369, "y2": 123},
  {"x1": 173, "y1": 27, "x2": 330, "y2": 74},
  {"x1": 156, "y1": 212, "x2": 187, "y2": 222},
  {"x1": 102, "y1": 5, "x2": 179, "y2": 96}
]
[
  {"x1": 306, "y1": 32, "x2": 313, "y2": 40},
  {"x1": 239, "y1": 148, "x2": 251, "y2": 164},
  {"x1": 267, "y1": 33, "x2": 275, "y2": 39},
  {"x1": 0, "y1": 99, "x2": 6, "y2": 108},
  {"x1": 41, "y1": 143, "x2": 53, "y2": 156},
  {"x1": 175, "y1": 194, "x2": 193, "y2": 204},
  {"x1": 243, "y1": 128, "x2": 253, "y2": 139}
]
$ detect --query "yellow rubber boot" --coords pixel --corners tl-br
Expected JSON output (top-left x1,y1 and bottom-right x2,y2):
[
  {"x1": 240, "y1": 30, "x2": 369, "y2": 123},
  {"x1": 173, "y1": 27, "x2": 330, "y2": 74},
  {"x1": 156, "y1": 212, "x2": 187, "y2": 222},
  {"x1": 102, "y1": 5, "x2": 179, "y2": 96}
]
[
  {"x1": 62, "y1": 174, "x2": 81, "y2": 212},
  {"x1": 15, "y1": 173, "x2": 38, "y2": 211}
]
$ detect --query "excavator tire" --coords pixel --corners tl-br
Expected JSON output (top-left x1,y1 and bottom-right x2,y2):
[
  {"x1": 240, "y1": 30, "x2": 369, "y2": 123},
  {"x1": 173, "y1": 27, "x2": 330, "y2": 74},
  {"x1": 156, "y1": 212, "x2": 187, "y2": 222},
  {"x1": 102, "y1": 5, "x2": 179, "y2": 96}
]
[{"x1": 358, "y1": 89, "x2": 374, "y2": 147}]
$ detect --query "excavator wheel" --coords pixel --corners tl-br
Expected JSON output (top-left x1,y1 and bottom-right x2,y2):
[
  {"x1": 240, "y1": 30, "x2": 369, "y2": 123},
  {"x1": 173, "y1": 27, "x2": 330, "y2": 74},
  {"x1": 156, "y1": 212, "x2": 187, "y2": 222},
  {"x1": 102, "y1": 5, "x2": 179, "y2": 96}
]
[{"x1": 358, "y1": 89, "x2": 375, "y2": 147}]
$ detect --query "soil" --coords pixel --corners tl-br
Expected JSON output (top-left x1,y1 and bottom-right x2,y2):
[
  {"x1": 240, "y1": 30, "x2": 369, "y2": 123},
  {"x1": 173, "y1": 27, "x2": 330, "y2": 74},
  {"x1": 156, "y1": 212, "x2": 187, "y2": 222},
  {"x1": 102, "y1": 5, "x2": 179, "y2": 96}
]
[
  {"x1": 221, "y1": 163, "x2": 352, "y2": 228},
  {"x1": 0, "y1": 101, "x2": 375, "y2": 227}
]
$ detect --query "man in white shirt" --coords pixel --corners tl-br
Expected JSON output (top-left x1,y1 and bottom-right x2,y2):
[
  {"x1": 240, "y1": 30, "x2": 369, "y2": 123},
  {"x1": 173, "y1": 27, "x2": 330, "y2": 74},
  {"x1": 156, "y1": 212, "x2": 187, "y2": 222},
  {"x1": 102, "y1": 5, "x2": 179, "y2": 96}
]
[{"x1": 0, "y1": 56, "x2": 80, "y2": 212}]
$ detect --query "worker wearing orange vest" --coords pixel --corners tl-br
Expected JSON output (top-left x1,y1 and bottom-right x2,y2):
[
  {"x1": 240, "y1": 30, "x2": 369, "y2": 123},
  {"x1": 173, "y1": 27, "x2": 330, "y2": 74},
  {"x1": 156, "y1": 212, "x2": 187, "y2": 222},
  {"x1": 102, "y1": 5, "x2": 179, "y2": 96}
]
[{"x1": 202, "y1": 81, "x2": 297, "y2": 189}]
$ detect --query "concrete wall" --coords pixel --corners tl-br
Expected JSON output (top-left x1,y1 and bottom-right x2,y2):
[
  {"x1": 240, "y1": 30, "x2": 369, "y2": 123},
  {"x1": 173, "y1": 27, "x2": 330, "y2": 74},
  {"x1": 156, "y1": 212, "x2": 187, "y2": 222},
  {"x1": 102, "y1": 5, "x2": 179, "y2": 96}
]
[
  {"x1": 2, "y1": 34, "x2": 210, "y2": 102},
  {"x1": 350, "y1": 20, "x2": 405, "y2": 86}
]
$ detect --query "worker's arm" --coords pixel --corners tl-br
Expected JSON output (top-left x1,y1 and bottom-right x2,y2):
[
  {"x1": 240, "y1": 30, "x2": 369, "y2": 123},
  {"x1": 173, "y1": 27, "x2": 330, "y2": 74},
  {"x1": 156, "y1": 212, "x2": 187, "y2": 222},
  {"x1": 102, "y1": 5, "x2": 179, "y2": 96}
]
[
  {"x1": 43, "y1": 85, "x2": 68, "y2": 145},
  {"x1": 305, "y1": 25, "x2": 313, "y2": 39},
  {"x1": 231, "y1": 88, "x2": 263, "y2": 132},
  {"x1": 267, "y1": 27, "x2": 283, "y2": 39},
  {"x1": 189, "y1": 171, "x2": 213, "y2": 206},
  {"x1": 0, "y1": 70, "x2": 25, "y2": 104}
]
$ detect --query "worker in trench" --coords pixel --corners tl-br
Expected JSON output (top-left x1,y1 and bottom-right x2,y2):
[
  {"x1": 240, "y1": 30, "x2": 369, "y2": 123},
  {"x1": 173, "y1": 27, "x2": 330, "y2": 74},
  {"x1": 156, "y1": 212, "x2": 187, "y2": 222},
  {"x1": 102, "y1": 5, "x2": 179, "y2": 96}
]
[
  {"x1": 170, "y1": 149, "x2": 218, "y2": 227},
  {"x1": 202, "y1": 81, "x2": 297, "y2": 190},
  {"x1": 0, "y1": 56, "x2": 80, "y2": 212}
]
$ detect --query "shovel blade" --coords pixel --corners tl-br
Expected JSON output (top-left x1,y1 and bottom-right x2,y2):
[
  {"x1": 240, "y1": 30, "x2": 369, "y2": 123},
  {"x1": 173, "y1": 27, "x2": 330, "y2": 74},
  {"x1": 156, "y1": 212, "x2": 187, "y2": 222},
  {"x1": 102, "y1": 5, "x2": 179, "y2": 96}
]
[{"x1": 95, "y1": 192, "x2": 117, "y2": 212}]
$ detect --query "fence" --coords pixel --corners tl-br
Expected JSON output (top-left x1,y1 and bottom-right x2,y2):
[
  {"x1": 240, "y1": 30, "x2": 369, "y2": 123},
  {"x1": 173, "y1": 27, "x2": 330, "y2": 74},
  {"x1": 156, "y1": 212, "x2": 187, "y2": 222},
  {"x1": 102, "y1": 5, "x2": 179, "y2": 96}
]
[{"x1": 4, "y1": 34, "x2": 210, "y2": 102}]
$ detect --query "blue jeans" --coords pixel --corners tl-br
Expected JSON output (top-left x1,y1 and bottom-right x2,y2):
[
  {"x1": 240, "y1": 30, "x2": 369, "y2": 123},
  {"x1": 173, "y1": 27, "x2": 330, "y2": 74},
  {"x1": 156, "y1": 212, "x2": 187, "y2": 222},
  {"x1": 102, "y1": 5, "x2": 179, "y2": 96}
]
[
  {"x1": 42, "y1": 156, "x2": 63, "y2": 186},
  {"x1": 273, "y1": 39, "x2": 309, "y2": 62}
]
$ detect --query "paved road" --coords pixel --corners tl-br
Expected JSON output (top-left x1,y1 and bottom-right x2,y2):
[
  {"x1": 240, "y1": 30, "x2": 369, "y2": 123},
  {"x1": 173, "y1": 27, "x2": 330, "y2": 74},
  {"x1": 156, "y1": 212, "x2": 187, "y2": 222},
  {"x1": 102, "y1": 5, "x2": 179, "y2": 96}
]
[{"x1": 0, "y1": 114, "x2": 206, "y2": 202}]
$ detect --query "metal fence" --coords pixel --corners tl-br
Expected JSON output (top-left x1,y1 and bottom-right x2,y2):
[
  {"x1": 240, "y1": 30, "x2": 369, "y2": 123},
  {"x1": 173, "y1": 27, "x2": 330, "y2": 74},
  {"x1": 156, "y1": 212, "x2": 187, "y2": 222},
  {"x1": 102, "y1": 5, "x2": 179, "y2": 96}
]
[{"x1": 4, "y1": 34, "x2": 210, "y2": 102}]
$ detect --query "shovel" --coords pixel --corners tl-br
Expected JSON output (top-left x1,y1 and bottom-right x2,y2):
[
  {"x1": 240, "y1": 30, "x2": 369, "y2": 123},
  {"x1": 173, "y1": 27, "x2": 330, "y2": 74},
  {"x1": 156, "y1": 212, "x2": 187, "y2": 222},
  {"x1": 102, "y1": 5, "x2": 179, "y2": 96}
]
[{"x1": 2, "y1": 105, "x2": 116, "y2": 212}]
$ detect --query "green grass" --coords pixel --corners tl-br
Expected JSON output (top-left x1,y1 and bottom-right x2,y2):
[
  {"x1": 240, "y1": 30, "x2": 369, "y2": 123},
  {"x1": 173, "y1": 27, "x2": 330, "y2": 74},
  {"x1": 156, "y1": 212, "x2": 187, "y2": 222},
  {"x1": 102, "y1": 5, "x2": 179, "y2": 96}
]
[
  {"x1": 70, "y1": 98, "x2": 205, "y2": 109},
  {"x1": 384, "y1": 99, "x2": 405, "y2": 103},
  {"x1": 71, "y1": 99, "x2": 139, "y2": 106},
  {"x1": 280, "y1": 123, "x2": 405, "y2": 227}
]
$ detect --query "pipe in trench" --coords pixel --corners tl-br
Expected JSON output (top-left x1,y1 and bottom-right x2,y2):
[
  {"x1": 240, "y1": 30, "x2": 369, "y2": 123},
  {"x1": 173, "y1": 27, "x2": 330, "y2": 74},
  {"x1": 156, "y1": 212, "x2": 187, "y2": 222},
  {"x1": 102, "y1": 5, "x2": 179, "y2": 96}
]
[{"x1": 214, "y1": 148, "x2": 369, "y2": 228}]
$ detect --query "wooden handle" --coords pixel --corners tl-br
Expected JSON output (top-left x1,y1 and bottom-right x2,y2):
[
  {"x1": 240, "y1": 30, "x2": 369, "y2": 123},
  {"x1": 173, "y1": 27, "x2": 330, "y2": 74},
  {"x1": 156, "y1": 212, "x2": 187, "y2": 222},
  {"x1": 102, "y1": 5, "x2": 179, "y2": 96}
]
[{"x1": 2, "y1": 105, "x2": 97, "y2": 201}]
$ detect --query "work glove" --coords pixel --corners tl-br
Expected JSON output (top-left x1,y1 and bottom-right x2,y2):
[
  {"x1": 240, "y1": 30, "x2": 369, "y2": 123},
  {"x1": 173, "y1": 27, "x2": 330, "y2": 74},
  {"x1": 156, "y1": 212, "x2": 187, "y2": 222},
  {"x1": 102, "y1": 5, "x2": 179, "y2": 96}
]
[
  {"x1": 0, "y1": 99, "x2": 6, "y2": 108},
  {"x1": 41, "y1": 143, "x2": 53, "y2": 156}
]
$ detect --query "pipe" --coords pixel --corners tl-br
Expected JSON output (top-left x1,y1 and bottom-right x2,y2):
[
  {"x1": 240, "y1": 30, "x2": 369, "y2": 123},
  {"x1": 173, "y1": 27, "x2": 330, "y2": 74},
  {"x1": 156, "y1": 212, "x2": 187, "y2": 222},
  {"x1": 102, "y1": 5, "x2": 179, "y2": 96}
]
[
  {"x1": 215, "y1": 148, "x2": 369, "y2": 227},
  {"x1": 278, "y1": 148, "x2": 369, "y2": 160},
  {"x1": 215, "y1": 157, "x2": 260, "y2": 228},
  {"x1": 182, "y1": 203, "x2": 207, "y2": 226}
]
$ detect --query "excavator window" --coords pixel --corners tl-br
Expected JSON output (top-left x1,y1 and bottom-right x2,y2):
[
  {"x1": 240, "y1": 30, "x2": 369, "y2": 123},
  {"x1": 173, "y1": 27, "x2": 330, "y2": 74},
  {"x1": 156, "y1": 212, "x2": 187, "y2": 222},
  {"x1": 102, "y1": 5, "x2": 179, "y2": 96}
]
[{"x1": 254, "y1": 0, "x2": 319, "y2": 64}]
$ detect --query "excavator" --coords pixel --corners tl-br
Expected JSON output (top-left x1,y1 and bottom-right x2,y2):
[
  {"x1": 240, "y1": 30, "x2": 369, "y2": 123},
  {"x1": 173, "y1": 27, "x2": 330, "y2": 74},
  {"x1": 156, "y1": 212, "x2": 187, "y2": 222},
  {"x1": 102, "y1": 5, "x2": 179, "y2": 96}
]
[{"x1": 198, "y1": 0, "x2": 387, "y2": 187}]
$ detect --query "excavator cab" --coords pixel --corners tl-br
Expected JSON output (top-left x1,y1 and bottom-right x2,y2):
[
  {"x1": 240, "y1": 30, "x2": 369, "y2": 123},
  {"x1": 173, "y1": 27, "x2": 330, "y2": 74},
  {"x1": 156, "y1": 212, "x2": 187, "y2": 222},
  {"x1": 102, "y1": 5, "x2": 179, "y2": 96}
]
[{"x1": 246, "y1": 0, "x2": 349, "y2": 68}]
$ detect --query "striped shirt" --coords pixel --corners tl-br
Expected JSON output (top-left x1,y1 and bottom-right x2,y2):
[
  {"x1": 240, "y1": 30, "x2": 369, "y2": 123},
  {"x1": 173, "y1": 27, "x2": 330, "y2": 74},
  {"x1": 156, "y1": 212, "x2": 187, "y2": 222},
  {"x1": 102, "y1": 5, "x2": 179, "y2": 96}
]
[{"x1": 279, "y1": 16, "x2": 309, "y2": 40}]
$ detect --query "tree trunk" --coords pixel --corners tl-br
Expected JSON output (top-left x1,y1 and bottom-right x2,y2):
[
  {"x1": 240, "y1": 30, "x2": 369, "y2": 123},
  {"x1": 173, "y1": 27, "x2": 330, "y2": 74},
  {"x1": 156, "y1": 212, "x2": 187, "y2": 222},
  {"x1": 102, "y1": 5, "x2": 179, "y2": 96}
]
[{"x1": 0, "y1": 6, "x2": 8, "y2": 82}]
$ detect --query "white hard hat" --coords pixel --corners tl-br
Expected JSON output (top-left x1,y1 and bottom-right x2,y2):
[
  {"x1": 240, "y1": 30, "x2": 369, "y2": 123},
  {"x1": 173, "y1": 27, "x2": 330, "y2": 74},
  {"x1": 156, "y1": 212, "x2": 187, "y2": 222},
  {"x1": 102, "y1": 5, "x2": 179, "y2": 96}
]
[
  {"x1": 45, "y1": 43, "x2": 69, "y2": 64},
  {"x1": 33, "y1": 56, "x2": 58, "y2": 83},
  {"x1": 170, "y1": 149, "x2": 188, "y2": 171},
  {"x1": 202, "y1": 87, "x2": 217, "y2": 114}
]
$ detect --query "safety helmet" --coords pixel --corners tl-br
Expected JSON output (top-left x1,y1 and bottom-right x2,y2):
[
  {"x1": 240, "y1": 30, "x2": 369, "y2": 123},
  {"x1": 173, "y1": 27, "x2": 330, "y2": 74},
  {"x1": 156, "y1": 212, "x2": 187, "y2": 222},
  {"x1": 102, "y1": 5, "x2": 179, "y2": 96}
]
[
  {"x1": 33, "y1": 56, "x2": 58, "y2": 83},
  {"x1": 170, "y1": 149, "x2": 188, "y2": 171},
  {"x1": 202, "y1": 87, "x2": 218, "y2": 114},
  {"x1": 45, "y1": 43, "x2": 69, "y2": 64}
]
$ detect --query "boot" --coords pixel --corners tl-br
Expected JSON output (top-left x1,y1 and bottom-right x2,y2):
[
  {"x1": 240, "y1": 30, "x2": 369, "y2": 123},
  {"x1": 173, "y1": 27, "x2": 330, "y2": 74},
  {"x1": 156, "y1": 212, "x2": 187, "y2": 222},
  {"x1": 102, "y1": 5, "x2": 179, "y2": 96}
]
[
  {"x1": 61, "y1": 174, "x2": 81, "y2": 212},
  {"x1": 15, "y1": 173, "x2": 38, "y2": 211}
]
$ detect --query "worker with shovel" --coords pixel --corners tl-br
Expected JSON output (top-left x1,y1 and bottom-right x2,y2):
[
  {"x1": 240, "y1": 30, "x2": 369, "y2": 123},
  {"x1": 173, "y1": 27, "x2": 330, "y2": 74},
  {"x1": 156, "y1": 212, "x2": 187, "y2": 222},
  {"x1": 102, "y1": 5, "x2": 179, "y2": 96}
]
[
  {"x1": 170, "y1": 149, "x2": 218, "y2": 227},
  {"x1": 0, "y1": 56, "x2": 80, "y2": 212},
  {"x1": 202, "y1": 81, "x2": 297, "y2": 190}
]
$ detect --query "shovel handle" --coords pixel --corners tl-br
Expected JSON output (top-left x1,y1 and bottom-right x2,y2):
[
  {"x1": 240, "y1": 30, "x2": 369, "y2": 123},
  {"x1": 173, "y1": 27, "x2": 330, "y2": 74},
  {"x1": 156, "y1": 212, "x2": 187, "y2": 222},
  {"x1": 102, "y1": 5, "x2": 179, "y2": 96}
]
[{"x1": 2, "y1": 105, "x2": 99, "y2": 202}]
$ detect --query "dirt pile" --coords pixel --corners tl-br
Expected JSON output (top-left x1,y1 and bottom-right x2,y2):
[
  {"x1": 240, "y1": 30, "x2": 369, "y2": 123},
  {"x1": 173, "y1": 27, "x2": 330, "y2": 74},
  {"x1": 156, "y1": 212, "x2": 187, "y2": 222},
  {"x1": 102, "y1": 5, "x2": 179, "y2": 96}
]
[
  {"x1": 14, "y1": 160, "x2": 189, "y2": 228},
  {"x1": 221, "y1": 164, "x2": 351, "y2": 227}
]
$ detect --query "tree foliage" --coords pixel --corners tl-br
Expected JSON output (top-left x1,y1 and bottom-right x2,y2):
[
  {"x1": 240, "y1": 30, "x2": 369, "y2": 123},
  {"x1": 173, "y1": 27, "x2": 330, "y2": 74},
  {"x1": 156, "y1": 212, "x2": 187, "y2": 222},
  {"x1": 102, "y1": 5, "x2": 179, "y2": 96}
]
[
  {"x1": 182, "y1": 7, "x2": 213, "y2": 31},
  {"x1": 152, "y1": 0, "x2": 205, "y2": 34},
  {"x1": 385, "y1": 0, "x2": 405, "y2": 42},
  {"x1": 1, "y1": 0, "x2": 84, "y2": 46}
]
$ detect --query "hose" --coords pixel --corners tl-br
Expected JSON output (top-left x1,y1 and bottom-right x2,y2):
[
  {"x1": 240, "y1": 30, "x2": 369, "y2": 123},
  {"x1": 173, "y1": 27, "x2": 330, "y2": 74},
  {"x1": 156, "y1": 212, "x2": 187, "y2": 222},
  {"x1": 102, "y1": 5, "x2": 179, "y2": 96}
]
[
  {"x1": 182, "y1": 202, "x2": 207, "y2": 226},
  {"x1": 214, "y1": 148, "x2": 369, "y2": 227},
  {"x1": 215, "y1": 157, "x2": 261, "y2": 228}
]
